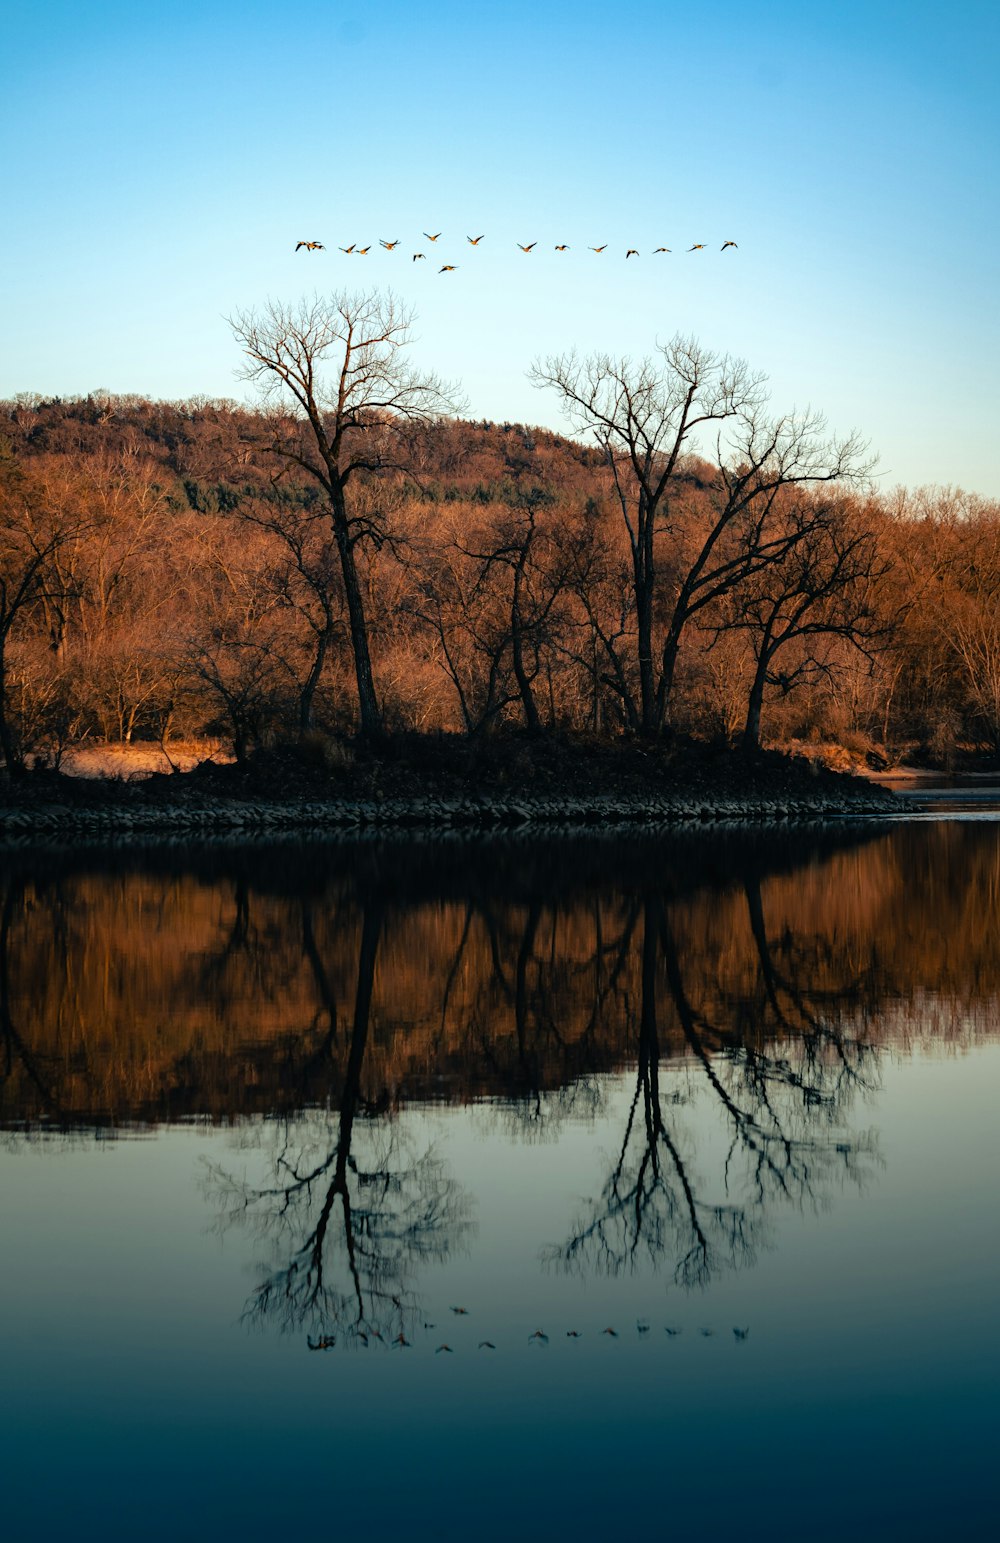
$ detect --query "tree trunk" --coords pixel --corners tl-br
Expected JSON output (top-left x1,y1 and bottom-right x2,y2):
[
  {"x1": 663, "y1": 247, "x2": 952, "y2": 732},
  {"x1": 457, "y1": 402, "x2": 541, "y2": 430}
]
[
  {"x1": 299, "y1": 627, "x2": 331, "y2": 736},
  {"x1": 0, "y1": 641, "x2": 24, "y2": 779},
  {"x1": 332, "y1": 512, "x2": 381, "y2": 739},
  {"x1": 510, "y1": 566, "x2": 542, "y2": 735}
]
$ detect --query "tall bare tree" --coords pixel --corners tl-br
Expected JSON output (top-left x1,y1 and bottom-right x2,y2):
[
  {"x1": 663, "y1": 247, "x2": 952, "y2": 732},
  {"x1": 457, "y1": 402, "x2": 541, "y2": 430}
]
[
  {"x1": 531, "y1": 337, "x2": 873, "y2": 736},
  {"x1": 229, "y1": 292, "x2": 463, "y2": 737}
]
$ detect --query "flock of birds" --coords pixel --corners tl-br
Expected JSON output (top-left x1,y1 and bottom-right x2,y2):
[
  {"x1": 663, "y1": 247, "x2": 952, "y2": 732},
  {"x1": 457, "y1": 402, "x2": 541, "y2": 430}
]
[
  {"x1": 307, "y1": 1310, "x2": 751, "y2": 1352},
  {"x1": 294, "y1": 235, "x2": 739, "y2": 272}
]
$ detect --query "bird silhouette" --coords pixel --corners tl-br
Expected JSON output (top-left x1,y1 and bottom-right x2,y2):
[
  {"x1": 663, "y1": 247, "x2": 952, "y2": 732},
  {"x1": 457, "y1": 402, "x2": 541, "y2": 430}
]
[
  {"x1": 379, "y1": 238, "x2": 400, "y2": 250},
  {"x1": 439, "y1": 265, "x2": 458, "y2": 272},
  {"x1": 626, "y1": 249, "x2": 639, "y2": 259},
  {"x1": 435, "y1": 1344, "x2": 453, "y2": 1353},
  {"x1": 590, "y1": 245, "x2": 607, "y2": 252},
  {"x1": 554, "y1": 244, "x2": 569, "y2": 251},
  {"x1": 478, "y1": 1341, "x2": 496, "y2": 1350},
  {"x1": 424, "y1": 231, "x2": 442, "y2": 241},
  {"x1": 653, "y1": 247, "x2": 672, "y2": 253},
  {"x1": 467, "y1": 234, "x2": 485, "y2": 244},
  {"x1": 338, "y1": 244, "x2": 356, "y2": 253},
  {"x1": 412, "y1": 253, "x2": 426, "y2": 261},
  {"x1": 517, "y1": 242, "x2": 537, "y2": 252},
  {"x1": 688, "y1": 243, "x2": 706, "y2": 251},
  {"x1": 295, "y1": 241, "x2": 324, "y2": 251},
  {"x1": 721, "y1": 241, "x2": 738, "y2": 251}
]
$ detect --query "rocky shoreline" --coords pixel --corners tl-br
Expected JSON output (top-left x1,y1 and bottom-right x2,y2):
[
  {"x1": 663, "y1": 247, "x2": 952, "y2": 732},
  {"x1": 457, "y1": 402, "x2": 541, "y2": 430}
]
[{"x1": 0, "y1": 739, "x2": 902, "y2": 843}]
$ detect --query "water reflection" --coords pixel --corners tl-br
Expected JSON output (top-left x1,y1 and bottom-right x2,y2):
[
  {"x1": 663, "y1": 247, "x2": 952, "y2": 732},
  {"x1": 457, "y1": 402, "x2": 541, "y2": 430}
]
[{"x1": 206, "y1": 901, "x2": 473, "y2": 1343}]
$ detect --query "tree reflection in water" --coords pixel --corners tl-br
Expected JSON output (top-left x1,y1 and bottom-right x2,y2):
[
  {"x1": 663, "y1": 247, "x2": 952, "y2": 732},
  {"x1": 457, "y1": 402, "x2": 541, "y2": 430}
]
[
  {"x1": 206, "y1": 901, "x2": 474, "y2": 1344},
  {"x1": 550, "y1": 885, "x2": 880, "y2": 1287},
  {"x1": 13, "y1": 824, "x2": 1000, "y2": 1318}
]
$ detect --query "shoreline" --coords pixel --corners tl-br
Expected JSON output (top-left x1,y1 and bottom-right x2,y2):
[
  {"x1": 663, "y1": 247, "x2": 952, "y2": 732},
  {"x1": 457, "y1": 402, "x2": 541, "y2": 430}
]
[{"x1": 0, "y1": 786, "x2": 900, "y2": 842}]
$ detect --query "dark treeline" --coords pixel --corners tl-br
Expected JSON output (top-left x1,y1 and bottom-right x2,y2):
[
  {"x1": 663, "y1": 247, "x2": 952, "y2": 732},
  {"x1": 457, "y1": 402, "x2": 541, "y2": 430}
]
[{"x1": 1, "y1": 295, "x2": 998, "y2": 769}]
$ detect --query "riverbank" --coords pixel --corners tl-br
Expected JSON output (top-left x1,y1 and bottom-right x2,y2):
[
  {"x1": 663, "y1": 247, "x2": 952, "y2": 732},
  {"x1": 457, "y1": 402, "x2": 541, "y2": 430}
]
[{"x1": 0, "y1": 737, "x2": 899, "y2": 837}]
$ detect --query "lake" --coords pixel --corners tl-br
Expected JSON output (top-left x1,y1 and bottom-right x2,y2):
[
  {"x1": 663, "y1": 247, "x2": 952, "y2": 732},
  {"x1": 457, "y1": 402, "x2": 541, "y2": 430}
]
[{"x1": 1, "y1": 811, "x2": 998, "y2": 1540}]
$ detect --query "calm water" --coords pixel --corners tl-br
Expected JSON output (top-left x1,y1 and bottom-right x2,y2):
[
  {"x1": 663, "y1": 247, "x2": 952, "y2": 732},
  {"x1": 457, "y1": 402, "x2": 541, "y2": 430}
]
[{"x1": 1, "y1": 818, "x2": 998, "y2": 1540}]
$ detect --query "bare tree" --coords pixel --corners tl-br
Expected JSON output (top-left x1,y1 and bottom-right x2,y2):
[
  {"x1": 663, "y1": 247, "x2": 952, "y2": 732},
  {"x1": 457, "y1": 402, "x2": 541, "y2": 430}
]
[
  {"x1": 709, "y1": 495, "x2": 893, "y2": 751},
  {"x1": 531, "y1": 337, "x2": 873, "y2": 736},
  {"x1": 229, "y1": 292, "x2": 464, "y2": 738}
]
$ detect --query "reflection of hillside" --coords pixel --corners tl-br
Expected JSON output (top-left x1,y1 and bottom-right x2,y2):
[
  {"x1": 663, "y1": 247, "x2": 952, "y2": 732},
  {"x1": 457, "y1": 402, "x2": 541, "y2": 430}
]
[{"x1": 1, "y1": 823, "x2": 998, "y2": 1130}]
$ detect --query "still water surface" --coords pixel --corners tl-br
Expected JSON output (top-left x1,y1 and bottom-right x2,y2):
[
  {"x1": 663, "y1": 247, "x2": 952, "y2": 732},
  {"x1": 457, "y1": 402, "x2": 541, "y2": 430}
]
[{"x1": 1, "y1": 819, "x2": 997, "y2": 1539}]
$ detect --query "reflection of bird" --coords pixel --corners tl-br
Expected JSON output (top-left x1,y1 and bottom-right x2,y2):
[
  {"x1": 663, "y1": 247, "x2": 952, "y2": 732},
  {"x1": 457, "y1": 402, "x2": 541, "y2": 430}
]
[
  {"x1": 435, "y1": 1344, "x2": 453, "y2": 1353},
  {"x1": 602, "y1": 1327, "x2": 618, "y2": 1337},
  {"x1": 637, "y1": 1320, "x2": 650, "y2": 1334},
  {"x1": 412, "y1": 253, "x2": 425, "y2": 261},
  {"x1": 517, "y1": 242, "x2": 536, "y2": 252},
  {"x1": 566, "y1": 1330, "x2": 582, "y2": 1338},
  {"x1": 307, "y1": 1334, "x2": 336, "y2": 1350},
  {"x1": 554, "y1": 244, "x2": 569, "y2": 251},
  {"x1": 529, "y1": 1329, "x2": 549, "y2": 1343},
  {"x1": 721, "y1": 241, "x2": 738, "y2": 250},
  {"x1": 451, "y1": 1306, "x2": 469, "y2": 1315},
  {"x1": 590, "y1": 245, "x2": 607, "y2": 252},
  {"x1": 424, "y1": 232, "x2": 442, "y2": 241},
  {"x1": 479, "y1": 1341, "x2": 496, "y2": 1350},
  {"x1": 664, "y1": 1326, "x2": 682, "y2": 1337},
  {"x1": 626, "y1": 249, "x2": 638, "y2": 258},
  {"x1": 699, "y1": 1328, "x2": 714, "y2": 1337},
  {"x1": 358, "y1": 1331, "x2": 369, "y2": 1346},
  {"x1": 380, "y1": 239, "x2": 400, "y2": 250},
  {"x1": 733, "y1": 1327, "x2": 750, "y2": 1340},
  {"x1": 339, "y1": 244, "x2": 356, "y2": 253},
  {"x1": 439, "y1": 265, "x2": 457, "y2": 273},
  {"x1": 295, "y1": 241, "x2": 324, "y2": 251},
  {"x1": 423, "y1": 1322, "x2": 436, "y2": 1330},
  {"x1": 653, "y1": 247, "x2": 671, "y2": 253},
  {"x1": 467, "y1": 234, "x2": 485, "y2": 244},
  {"x1": 688, "y1": 243, "x2": 706, "y2": 251},
  {"x1": 393, "y1": 1333, "x2": 411, "y2": 1347}
]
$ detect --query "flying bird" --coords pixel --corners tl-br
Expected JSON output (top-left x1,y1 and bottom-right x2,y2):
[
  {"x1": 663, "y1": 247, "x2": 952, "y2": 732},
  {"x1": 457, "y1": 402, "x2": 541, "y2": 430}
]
[
  {"x1": 338, "y1": 244, "x2": 356, "y2": 253},
  {"x1": 295, "y1": 241, "x2": 324, "y2": 251},
  {"x1": 424, "y1": 232, "x2": 442, "y2": 241},
  {"x1": 380, "y1": 238, "x2": 400, "y2": 250},
  {"x1": 554, "y1": 244, "x2": 569, "y2": 251},
  {"x1": 688, "y1": 244, "x2": 706, "y2": 251},
  {"x1": 412, "y1": 252, "x2": 425, "y2": 261},
  {"x1": 517, "y1": 242, "x2": 537, "y2": 251},
  {"x1": 467, "y1": 234, "x2": 485, "y2": 244},
  {"x1": 626, "y1": 249, "x2": 639, "y2": 258},
  {"x1": 439, "y1": 264, "x2": 458, "y2": 272},
  {"x1": 721, "y1": 241, "x2": 738, "y2": 250},
  {"x1": 590, "y1": 245, "x2": 607, "y2": 252},
  {"x1": 357, "y1": 246, "x2": 371, "y2": 254},
  {"x1": 653, "y1": 247, "x2": 672, "y2": 253}
]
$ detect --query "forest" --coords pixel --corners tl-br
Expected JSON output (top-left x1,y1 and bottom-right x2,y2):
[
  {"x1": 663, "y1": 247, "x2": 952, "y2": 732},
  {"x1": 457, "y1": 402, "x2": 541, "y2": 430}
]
[{"x1": 1, "y1": 295, "x2": 998, "y2": 774}]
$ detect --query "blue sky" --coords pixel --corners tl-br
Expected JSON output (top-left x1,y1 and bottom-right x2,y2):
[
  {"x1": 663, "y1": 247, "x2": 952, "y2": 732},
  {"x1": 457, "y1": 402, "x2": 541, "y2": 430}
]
[{"x1": 3, "y1": 0, "x2": 998, "y2": 493}]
